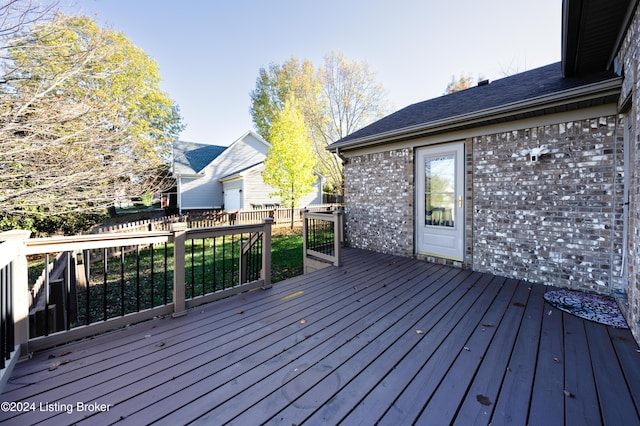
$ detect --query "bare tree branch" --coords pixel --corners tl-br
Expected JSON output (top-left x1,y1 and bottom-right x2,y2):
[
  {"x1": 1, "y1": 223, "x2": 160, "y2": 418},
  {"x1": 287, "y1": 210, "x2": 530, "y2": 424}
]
[{"x1": 0, "y1": 6, "x2": 182, "y2": 217}]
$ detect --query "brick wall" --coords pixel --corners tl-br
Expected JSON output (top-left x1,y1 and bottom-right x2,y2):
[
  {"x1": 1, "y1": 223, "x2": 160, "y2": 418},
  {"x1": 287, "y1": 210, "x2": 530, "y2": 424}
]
[
  {"x1": 616, "y1": 4, "x2": 640, "y2": 340},
  {"x1": 472, "y1": 118, "x2": 625, "y2": 292},
  {"x1": 343, "y1": 148, "x2": 414, "y2": 256},
  {"x1": 343, "y1": 117, "x2": 625, "y2": 292}
]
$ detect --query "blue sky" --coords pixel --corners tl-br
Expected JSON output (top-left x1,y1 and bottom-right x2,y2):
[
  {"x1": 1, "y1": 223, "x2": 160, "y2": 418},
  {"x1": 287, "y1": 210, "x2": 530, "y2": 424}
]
[{"x1": 60, "y1": 0, "x2": 561, "y2": 145}]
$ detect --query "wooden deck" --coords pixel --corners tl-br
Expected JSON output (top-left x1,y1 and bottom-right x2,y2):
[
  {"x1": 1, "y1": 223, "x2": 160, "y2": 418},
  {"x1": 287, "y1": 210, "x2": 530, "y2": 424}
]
[{"x1": 1, "y1": 248, "x2": 639, "y2": 425}]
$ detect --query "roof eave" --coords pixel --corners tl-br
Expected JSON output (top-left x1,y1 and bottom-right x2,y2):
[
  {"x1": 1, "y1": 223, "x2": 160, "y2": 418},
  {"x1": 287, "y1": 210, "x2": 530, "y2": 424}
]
[
  {"x1": 330, "y1": 76, "x2": 622, "y2": 152},
  {"x1": 561, "y1": 0, "x2": 581, "y2": 77},
  {"x1": 562, "y1": 0, "x2": 639, "y2": 77},
  {"x1": 173, "y1": 172, "x2": 204, "y2": 178},
  {"x1": 608, "y1": 0, "x2": 640, "y2": 69}
]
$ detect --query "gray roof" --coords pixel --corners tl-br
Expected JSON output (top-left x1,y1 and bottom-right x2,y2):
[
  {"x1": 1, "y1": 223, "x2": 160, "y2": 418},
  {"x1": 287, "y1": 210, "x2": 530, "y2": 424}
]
[
  {"x1": 173, "y1": 141, "x2": 227, "y2": 175},
  {"x1": 329, "y1": 62, "x2": 620, "y2": 150}
]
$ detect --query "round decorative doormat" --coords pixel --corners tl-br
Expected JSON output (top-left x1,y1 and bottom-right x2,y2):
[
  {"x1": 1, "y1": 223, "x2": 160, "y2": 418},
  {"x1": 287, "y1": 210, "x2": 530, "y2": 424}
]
[{"x1": 543, "y1": 289, "x2": 629, "y2": 329}]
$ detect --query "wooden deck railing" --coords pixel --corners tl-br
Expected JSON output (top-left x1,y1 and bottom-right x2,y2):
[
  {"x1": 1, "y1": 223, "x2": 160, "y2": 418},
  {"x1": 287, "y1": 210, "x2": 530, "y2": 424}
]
[
  {"x1": 302, "y1": 209, "x2": 344, "y2": 274},
  {"x1": 0, "y1": 218, "x2": 273, "y2": 387},
  {"x1": 0, "y1": 230, "x2": 30, "y2": 391}
]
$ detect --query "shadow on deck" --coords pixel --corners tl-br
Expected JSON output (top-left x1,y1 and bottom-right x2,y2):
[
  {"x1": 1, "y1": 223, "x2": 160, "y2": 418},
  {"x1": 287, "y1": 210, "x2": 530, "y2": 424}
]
[{"x1": 1, "y1": 248, "x2": 639, "y2": 425}]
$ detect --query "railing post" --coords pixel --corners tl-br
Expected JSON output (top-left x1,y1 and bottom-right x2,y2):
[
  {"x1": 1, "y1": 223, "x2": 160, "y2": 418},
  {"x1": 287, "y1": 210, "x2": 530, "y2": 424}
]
[
  {"x1": 302, "y1": 209, "x2": 309, "y2": 261},
  {"x1": 337, "y1": 206, "x2": 345, "y2": 246},
  {"x1": 171, "y1": 223, "x2": 188, "y2": 317},
  {"x1": 0, "y1": 230, "x2": 31, "y2": 357},
  {"x1": 332, "y1": 210, "x2": 342, "y2": 267},
  {"x1": 261, "y1": 217, "x2": 273, "y2": 289}
]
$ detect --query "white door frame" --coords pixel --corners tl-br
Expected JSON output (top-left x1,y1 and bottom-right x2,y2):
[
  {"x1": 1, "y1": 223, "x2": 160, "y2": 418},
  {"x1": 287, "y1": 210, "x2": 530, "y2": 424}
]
[{"x1": 415, "y1": 142, "x2": 465, "y2": 260}]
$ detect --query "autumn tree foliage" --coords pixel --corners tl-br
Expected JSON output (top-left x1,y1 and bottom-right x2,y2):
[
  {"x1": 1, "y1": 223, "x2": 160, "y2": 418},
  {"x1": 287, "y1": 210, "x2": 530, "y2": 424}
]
[
  {"x1": 250, "y1": 57, "x2": 321, "y2": 143},
  {"x1": 262, "y1": 97, "x2": 317, "y2": 228},
  {"x1": 250, "y1": 51, "x2": 388, "y2": 194},
  {"x1": 444, "y1": 73, "x2": 476, "y2": 94},
  {"x1": 0, "y1": 2, "x2": 182, "y2": 228}
]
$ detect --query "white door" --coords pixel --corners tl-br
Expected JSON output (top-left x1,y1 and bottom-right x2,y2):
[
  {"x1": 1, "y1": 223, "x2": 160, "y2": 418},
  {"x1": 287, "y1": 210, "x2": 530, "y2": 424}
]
[
  {"x1": 224, "y1": 188, "x2": 241, "y2": 211},
  {"x1": 416, "y1": 142, "x2": 465, "y2": 260}
]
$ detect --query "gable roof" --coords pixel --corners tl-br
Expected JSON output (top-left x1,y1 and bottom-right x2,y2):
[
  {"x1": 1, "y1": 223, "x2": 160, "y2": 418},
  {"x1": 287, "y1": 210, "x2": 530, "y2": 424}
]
[
  {"x1": 329, "y1": 62, "x2": 620, "y2": 151},
  {"x1": 173, "y1": 141, "x2": 227, "y2": 175}
]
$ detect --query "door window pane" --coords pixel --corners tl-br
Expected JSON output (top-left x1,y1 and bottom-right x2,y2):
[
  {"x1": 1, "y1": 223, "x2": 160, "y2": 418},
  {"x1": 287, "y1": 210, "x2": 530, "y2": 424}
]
[{"x1": 425, "y1": 154, "x2": 455, "y2": 227}]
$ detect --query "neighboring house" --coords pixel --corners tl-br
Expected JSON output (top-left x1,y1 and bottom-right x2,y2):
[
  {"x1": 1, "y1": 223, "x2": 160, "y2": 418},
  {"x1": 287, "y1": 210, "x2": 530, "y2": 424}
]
[
  {"x1": 329, "y1": 0, "x2": 640, "y2": 341},
  {"x1": 173, "y1": 130, "x2": 323, "y2": 213}
]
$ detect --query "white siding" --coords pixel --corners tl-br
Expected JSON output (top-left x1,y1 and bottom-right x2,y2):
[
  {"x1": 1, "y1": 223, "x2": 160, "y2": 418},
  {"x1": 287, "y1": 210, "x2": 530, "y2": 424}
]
[
  {"x1": 241, "y1": 164, "x2": 324, "y2": 208},
  {"x1": 205, "y1": 133, "x2": 269, "y2": 207},
  {"x1": 179, "y1": 175, "x2": 220, "y2": 210},
  {"x1": 300, "y1": 174, "x2": 324, "y2": 206},
  {"x1": 243, "y1": 166, "x2": 279, "y2": 207}
]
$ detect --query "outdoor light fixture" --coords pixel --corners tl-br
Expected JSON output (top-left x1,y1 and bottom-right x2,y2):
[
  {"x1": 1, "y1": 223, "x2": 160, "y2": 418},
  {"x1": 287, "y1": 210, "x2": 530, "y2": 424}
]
[{"x1": 518, "y1": 145, "x2": 549, "y2": 163}]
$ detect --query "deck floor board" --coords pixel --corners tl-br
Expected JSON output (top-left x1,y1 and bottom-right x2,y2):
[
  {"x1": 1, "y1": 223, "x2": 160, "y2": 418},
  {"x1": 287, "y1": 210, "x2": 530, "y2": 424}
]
[
  {"x1": 401, "y1": 275, "x2": 512, "y2": 426},
  {"x1": 260, "y1": 269, "x2": 484, "y2": 426},
  {"x1": 1, "y1": 248, "x2": 639, "y2": 426},
  {"x1": 562, "y1": 311, "x2": 602, "y2": 426},
  {"x1": 489, "y1": 282, "x2": 546, "y2": 426},
  {"x1": 527, "y1": 299, "x2": 566, "y2": 425},
  {"x1": 355, "y1": 272, "x2": 501, "y2": 426}
]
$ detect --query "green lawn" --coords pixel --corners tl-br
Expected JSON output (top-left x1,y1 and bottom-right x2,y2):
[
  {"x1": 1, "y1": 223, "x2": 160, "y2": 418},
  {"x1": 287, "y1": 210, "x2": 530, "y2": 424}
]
[
  {"x1": 182, "y1": 229, "x2": 303, "y2": 297},
  {"x1": 271, "y1": 230, "x2": 304, "y2": 282}
]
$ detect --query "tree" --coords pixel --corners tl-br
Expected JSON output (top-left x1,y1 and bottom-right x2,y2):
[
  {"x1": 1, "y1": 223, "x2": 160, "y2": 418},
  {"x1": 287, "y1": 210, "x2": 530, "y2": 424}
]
[
  {"x1": 315, "y1": 51, "x2": 387, "y2": 193},
  {"x1": 0, "y1": 8, "x2": 183, "y2": 222},
  {"x1": 249, "y1": 57, "x2": 322, "y2": 145},
  {"x1": 250, "y1": 51, "x2": 388, "y2": 194},
  {"x1": 262, "y1": 97, "x2": 317, "y2": 228},
  {"x1": 444, "y1": 73, "x2": 475, "y2": 94},
  {"x1": 0, "y1": 0, "x2": 57, "y2": 40}
]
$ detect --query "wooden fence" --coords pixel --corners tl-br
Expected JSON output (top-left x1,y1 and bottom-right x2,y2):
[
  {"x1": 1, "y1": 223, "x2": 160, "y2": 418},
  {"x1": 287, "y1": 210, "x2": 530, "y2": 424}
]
[{"x1": 90, "y1": 204, "x2": 341, "y2": 234}]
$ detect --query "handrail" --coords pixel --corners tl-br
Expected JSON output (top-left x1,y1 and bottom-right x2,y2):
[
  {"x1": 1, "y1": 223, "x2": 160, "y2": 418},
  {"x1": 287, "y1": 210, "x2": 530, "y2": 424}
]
[
  {"x1": 0, "y1": 217, "x2": 273, "y2": 362},
  {"x1": 24, "y1": 231, "x2": 173, "y2": 255},
  {"x1": 185, "y1": 222, "x2": 265, "y2": 239},
  {"x1": 0, "y1": 240, "x2": 20, "y2": 271}
]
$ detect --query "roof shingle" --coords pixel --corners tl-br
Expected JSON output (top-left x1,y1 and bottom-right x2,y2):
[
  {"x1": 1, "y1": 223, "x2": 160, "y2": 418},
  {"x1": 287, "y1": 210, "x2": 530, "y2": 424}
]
[
  {"x1": 173, "y1": 141, "x2": 227, "y2": 175},
  {"x1": 330, "y1": 62, "x2": 619, "y2": 149}
]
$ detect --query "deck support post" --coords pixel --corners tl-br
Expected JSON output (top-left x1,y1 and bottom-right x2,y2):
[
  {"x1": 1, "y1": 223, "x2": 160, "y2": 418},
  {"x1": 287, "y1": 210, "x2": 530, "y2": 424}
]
[{"x1": 171, "y1": 223, "x2": 188, "y2": 317}]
